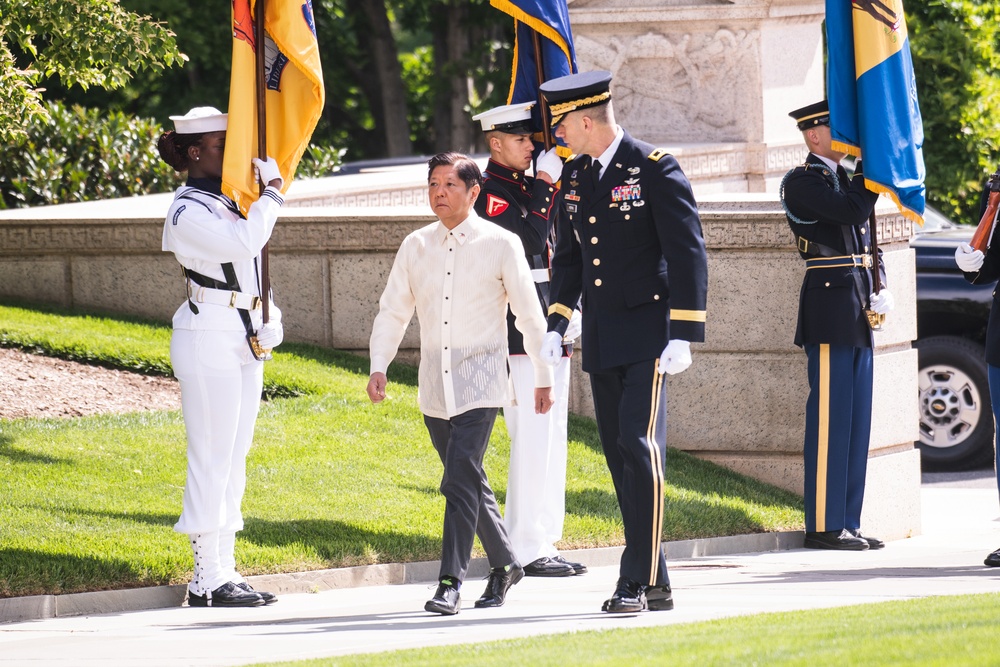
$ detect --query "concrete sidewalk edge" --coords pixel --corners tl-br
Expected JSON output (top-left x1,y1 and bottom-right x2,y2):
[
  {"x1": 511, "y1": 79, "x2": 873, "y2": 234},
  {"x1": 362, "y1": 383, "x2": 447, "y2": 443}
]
[{"x1": 0, "y1": 530, "x2": 804, "y2": 624}]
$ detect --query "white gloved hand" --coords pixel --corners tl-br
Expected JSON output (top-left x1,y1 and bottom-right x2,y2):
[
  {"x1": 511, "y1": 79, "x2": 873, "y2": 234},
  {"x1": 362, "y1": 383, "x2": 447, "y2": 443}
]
[
  {"x1": 252, "y1": 157, "x2": 284, "y2": 189},
  {"x1": 659, "y1": 339, "x2": 692, "y2": 375},
  {"x1": 540, "y1": 331, "x2": 564, "y2": 366},
  {"x1": 955, "y1": 242, "x2": 985, "y2": 272},
  {"x1": 868, "y1": 290, "x2": 895, "y2": 315},
  {"x1": 534, "y1": 147, "x2": 564, "y2": 183},
  {"x1": 256, "y1": 321, "x2": 284, "y2": 349},
  {"x1": 563, "y1": 309, "x2": 583, "y2": 342}
]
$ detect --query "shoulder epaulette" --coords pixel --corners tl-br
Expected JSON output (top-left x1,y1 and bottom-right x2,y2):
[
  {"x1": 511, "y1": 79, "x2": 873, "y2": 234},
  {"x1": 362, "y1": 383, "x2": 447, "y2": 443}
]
[{"x1": 647, "y1": 148, "x2": 670, "y2": 162}]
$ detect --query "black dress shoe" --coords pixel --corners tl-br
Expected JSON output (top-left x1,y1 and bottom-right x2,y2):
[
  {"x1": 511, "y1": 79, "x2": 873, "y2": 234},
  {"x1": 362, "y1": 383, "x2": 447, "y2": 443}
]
[
  {"x1": 523, "y1": 557, "x2": 575, "y2": 577},
  {"x1": 644, "y1": 584, "x2": 674, "y2": 611},
  {"x1": 474, "y1": 563, "x2": 524, "y2": 608},
  {"x1": 188, "y1": 582, "x2": 264, "y2": 608},
  {"x1": 984, "y1": 547, "x2": 1000, "y2": 567},
  {"x1": 804, "y1": 529, "x2": 869, "y2": 551},
  {"x1": 850, "y1": 529, "x2": 885, "y2": 550},
  {"x1": 238, "y1": 582, "x2": 277, "y2": 604},
  {"x1": 552, "y1": 554, "x2": 588, "y2": 575},
  {"x1": 424, "y1": 579, "x2": 461, "y2": 615},
  {"x1": 602, "y1": 576, "x2": 646, "y2": 613}
]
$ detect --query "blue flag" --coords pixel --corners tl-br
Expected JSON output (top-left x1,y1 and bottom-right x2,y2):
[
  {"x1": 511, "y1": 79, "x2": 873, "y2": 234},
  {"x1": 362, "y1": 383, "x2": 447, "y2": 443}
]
[
  {"x1": 490, "y1": 0, "x2": 577, "y2": 133},
  {"x1": 826, "y1": 0, "x2": 925, "y2": 224}
]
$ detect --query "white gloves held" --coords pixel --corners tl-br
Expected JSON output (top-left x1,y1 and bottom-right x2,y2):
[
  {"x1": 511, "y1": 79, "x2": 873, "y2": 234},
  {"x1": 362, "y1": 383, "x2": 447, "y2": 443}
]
[
  {"x1": 535, "y1": 147, "x2": 564, "y2": 183},
  {"x1": 252, "y1": 157, "x2": 284, "y2": 189},
  {"x1": 659, "y1": 339, "x2": 692, "y2": 375},
  {"x1": 955, "y1": 242, "x2": 985, "y2": 273},
  {"x1": 868, "y1": 289, "x2": 895, "y2": 315},
  {"x1": 563, "y1": 309, "x2": 583, "y2": 343},
  {"x1": 540, "y1": 331, "x2": 564, "y2": 366},
  {"x1": 256, "y1": 321, "x2": 284, "y2": 349}
]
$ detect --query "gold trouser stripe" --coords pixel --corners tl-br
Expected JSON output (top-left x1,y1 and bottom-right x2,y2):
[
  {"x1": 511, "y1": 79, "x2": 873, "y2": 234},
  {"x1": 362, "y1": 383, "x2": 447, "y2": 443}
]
[
  {"x1": 647, "y1": 360, "x2": 666, "y2": 584},
  {"x1": 816, "y1": 344, "x2": 830, "y2": 532},
  {"x1": 548, "y1": 302, "x2": 574, "y2": 320},
  {"x1": 669, "y1": 309, "x2": 707, "y2": 323}
]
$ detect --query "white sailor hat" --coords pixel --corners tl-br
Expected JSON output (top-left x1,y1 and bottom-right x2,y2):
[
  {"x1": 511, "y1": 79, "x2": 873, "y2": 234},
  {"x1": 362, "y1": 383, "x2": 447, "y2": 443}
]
[
  {"x1": 169, "y1": 107, "x2": 228, "y2": 135},
  {"x1": 472, "y1": 102, "x2": 535, "y2": 134}
]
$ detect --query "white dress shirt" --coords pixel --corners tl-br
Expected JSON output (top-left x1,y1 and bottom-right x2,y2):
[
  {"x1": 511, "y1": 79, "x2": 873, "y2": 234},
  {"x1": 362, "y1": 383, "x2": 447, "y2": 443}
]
[
  {"x1": 370, "y1": 213, "x2": 554, "y2": 419},
  {"x1": 594, "y1": 126, "x2": 625, "y2": 180}
]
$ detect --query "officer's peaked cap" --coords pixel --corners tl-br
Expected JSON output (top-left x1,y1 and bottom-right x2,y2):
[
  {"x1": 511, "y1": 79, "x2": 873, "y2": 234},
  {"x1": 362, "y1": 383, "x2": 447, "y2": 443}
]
[
  {"x1": 170, "y1": 107, "x2": 228, "y2": 135},
  {"x1": 789, "y1": 100, "x2": 829, "y2": 131},
  {"x1": 472, "y1": 102, "x2": 535, "y2": 134},
  {"x1": 539, "y1": 70, "x2": 613, "y2": 127}
]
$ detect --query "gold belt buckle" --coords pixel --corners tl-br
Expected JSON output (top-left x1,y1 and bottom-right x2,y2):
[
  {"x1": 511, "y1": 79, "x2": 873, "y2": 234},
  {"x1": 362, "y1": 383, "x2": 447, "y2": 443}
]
[
  {"x1": 797, "y1": 237, "x2": 809, "y2": 254},
  {"x1": 229, "y1": 291, "x2": 238, "y2": 308},
  {"x1": 250, "y1": 296, "x2": 261, "y2": 310},
  {"x1": 861, "y1": 254, "x2": 872, "y2": 269}
]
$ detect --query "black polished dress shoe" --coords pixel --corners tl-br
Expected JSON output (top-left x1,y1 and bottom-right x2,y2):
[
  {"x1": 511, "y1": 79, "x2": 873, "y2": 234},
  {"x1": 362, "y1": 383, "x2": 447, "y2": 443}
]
[
  {"x1": 523, "y1": 557, "x2": 575, "y2": 577},
  {"x1": 602, "y1": 576, "x2": 646, "y2": 613},
  {"x1": 804, "y1": 529, "x2": 869, "y2": 551},
  {"x1": 474, "y1": 563, "x2": 524, "y2": 608},
  {"x1": 188, "y1": 581, "x2": 264, "y2": 608},
  {"x1": 850, "y1": 529, "x2": 885, "y2": 550},
  {"x1": 238, "y1": 582, "x2": 277, "y2": 604},
  {"x1": 984, "y1": 547, "x2": 1000, "y2": 567},
  {"x1": 644, "y1": 584, "x2": 674, "y2": 611},
  {"x1": 552, "y1": 554, "x2": 588, "y2": 575},
  {"x1": 424, "y1": 579, "x2": 461, "y2": 615}
]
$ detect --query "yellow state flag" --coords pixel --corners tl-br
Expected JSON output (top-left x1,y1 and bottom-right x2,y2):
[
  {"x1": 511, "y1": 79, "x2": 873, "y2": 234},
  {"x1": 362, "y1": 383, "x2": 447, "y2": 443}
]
[{"x1": 222, "y1": 0, "x2": 325, "y2": 216}]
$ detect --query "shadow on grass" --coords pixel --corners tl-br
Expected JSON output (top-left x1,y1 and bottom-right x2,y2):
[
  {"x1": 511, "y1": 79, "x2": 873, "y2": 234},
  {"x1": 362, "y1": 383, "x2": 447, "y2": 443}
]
[
  {"x1": 240, "y1": 517, "x2": 442, "y2": 564},
  {"x1": 567, "y1": 413, "x2": 603, "y2": 455},
  {"x1": 0, "y1": 549, "x2": 169, "y2": 597},
  {"x1": 280, "y1": 342, "x2": 419, "y2": 388},
  {"x1": 0, "y1": 433, "x2": 70, "y2": 465}
]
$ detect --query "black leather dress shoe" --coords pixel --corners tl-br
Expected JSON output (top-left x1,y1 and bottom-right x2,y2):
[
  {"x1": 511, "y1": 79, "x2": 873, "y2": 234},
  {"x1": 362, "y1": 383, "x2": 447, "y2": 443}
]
[
  {"x1": 850, "y1": 529, "x2": 885, "y2": 550},
  {"x1": 474, "y1": 563, "x2": 524, "y2": 608},
  {"x1": 984, "y1": 547, "x2": 1000, "y2": 567},
  {"x1": 804, "y1": 529, "x2": 869, "y2": 551},
  {"x1": 602, "y1": 576, "x2": 646, "y2": 613},
  {"x1": 523, "y1": 557, "x2": 575, "y2": 577},
  {"x1": 644, "y1": 584, "x2": 674, "y2": 611},
  {"x1": 424, "y1": 579, "x2": 461, "y2": 615},
  {"x1": 552, "y1": 554, "x2": 588, "y2": 575},
  {"x1": 238, "y1": 582, "x2": 277, "y2": 604},
  {"x1": 188, "y1": 582, "x2": 264, "y2": 608}
]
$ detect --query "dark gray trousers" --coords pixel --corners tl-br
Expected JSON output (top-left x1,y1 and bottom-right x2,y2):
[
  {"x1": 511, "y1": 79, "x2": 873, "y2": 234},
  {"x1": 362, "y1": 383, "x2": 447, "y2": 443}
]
[{"x1": 423, "y1": 407, "x2": 515, "y2": 583}]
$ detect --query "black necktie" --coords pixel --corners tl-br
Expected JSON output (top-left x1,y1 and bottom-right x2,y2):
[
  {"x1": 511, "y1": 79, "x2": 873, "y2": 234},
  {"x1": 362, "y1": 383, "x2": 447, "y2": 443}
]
[{"x1": 592, "y1": 159, "x2": 602, "y2": 188}]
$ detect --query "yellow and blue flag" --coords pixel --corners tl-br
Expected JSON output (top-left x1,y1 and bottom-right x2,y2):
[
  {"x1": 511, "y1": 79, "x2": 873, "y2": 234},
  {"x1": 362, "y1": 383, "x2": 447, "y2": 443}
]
[
  {"x1": 826, "y1": 0, "x2": 925, "y2": 224},
  {"x1": 490, "y1": 0, "x2": 576, "y2": 132},
  {"x1": 222, "y1": 0, "x2": 325, "y2": 216}
]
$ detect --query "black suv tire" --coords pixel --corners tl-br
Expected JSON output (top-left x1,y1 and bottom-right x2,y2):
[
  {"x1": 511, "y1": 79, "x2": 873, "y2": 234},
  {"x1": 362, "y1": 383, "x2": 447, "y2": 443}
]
[{"x1": 915, "y1": 335, "x2": 995, "y2": 471}]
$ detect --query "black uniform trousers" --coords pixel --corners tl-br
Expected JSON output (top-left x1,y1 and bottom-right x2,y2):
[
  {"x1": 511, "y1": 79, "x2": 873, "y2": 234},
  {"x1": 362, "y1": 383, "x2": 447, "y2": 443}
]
[
  {"x1": 423, "y1": 408, "x2": 516, "y2": 583},
  {"x1": 802, "y1": 343, "x2": 873, "y2": 533},
  {"x1": 590, "y1": 358, "x2": 669, "y2": 587}
]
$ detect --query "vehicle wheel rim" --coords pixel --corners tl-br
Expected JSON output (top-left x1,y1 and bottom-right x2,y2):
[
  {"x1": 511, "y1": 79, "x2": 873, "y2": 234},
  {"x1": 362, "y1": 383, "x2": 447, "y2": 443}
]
[{"x1": 917, "y1": 364, "x2": 982, "y2": 449}]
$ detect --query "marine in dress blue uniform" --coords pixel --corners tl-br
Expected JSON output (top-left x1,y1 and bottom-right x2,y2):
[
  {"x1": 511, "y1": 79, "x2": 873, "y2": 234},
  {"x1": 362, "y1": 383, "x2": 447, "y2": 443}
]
[
  {"x1": 781, "y1": 100, "x2": 892, "y2": 551},
  {"x1": 471, "y1": 103, "x2": 586, "y2": 578},
  {"x1": 538, "y1": 71, "x2": 708, "y2": 613}
]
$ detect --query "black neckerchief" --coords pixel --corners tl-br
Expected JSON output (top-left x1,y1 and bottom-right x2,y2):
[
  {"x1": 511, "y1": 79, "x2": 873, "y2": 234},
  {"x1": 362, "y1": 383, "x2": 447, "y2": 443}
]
[{"x1": 185, "y1": 176, "x2": 224, "y2": 196}]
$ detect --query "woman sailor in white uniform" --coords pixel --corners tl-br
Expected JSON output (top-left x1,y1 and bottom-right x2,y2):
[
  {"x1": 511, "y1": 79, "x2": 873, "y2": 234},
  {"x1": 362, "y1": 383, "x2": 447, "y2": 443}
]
[{"x1": 157, "y1": 107, "x2": 284, "y2": 608}]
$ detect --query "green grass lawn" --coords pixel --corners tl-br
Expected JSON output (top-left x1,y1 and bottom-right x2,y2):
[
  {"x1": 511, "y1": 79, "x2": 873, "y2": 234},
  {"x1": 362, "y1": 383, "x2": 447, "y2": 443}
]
[
  {"x1": 257, "y1": 594, "x2": 1000, "y2": 667},
  {"x1": 0, "y1": 302, "x2": 803, "y2": 598}
]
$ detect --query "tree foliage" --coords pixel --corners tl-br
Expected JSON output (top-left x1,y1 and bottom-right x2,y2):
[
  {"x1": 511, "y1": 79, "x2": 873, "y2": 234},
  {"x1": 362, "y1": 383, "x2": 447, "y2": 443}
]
[
  {"x1": 0, "y1": 0, "x2": 185, "y2": 142},
  {"x1": 908, "y1": 1, "x2": 1000, "y2": 222}
]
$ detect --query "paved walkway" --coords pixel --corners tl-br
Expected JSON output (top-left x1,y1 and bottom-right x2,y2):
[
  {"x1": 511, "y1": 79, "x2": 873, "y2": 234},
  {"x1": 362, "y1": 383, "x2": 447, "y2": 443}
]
[{"x1": 2, "y1": 475, "x2": 999, "y2": 666}]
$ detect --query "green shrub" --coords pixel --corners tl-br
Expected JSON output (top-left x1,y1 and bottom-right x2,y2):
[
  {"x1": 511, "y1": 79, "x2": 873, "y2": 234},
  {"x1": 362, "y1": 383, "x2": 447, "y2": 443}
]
[
  {"x1": 0, "y1": 100, "x2": 181, "y2": 208},
  {"x1": 909, "y1": 2, "x2": 1000, "y2": 222}
]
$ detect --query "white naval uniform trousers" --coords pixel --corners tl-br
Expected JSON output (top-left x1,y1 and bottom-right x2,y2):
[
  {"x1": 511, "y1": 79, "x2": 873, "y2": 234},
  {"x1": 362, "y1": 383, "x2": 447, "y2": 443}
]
[
  {"x1": 163, "y1": 183, "x2": 283, "y2": 594},
  {"x1": 504, "y1": 354, "x2": 571, "y2": 563}
]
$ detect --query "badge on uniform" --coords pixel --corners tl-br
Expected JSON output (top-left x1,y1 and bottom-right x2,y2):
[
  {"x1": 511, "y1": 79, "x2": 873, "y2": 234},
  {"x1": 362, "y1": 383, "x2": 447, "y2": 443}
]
[
  {"x1": 570, "y1": 180, "x2": 579, "y2": 188},
  {"x1": 571, "y1": 170, "x2": 578, "y2": 179},
  {"x1": 566, "y1": 204, "x2": 578, "y2": 212},
  {"x1": 612, "y1": 184, "x2": 641, "y2": 202},
  {"x1": 485, "y1": 194, "x2": 509, "y2": 217},
  {"x1": 565, "y1": 192, "x2": 581, "y2": 202},
  {"x1": 628, "y1": 166, "x2": 640, "y2": 175}
]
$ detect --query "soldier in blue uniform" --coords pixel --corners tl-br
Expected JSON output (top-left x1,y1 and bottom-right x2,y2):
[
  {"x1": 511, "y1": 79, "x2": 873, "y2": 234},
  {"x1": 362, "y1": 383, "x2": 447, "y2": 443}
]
[
  {"x1": 538, "y1": 71, "x2": 708, "y2": 613},
  {"x1": 471, "y1": 102, "x2": 586, "y2": 578},
  {"x1": 781, "y1": 100, "x2": 894, "y2": 551}
]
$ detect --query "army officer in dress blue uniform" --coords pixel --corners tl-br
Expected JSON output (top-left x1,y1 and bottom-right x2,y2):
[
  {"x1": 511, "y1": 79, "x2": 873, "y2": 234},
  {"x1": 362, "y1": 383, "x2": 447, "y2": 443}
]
[
  {"x1": 781, "y1": 100, "x2": 894, "y2": 552},
  {"x1": 538, "y1": 71, "x2": 708, "y2": 613}
]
